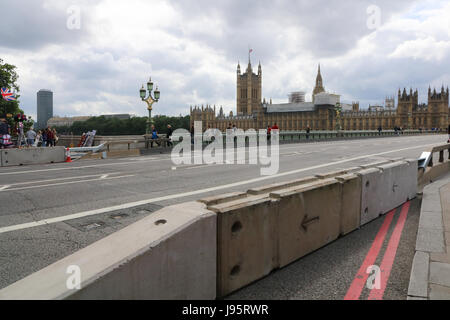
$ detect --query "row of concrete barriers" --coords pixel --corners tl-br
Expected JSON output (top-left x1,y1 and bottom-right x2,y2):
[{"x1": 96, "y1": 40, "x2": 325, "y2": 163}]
[
  {"x1": 0, "y1": 157, "x2": 418, "y2": 299},
  {"x1": 0, "y1": 147, "x2": 66, "y2": 167}
]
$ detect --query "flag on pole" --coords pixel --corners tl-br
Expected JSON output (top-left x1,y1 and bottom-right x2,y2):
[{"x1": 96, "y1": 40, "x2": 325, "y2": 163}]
[{"x1": 1, "y1": 88, "x2": 16, "y2": 101}]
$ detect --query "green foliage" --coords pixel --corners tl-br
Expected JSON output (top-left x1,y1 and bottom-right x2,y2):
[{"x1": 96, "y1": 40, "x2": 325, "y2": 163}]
[
  {"x1": 53, "y1": 115, "x2": 190, "y2": 135},
  {"x1": 0, "y1": 58, "x2": 23, "y2": 118}
]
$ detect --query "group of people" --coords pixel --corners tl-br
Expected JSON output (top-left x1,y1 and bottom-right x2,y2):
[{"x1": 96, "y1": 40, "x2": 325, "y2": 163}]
[
  {"x1": 25, "y1": 127, "x2": 58, "y2": 147},
  {"x1": 0, "y1": 115, "x2": 58, "y2": 149},
  {"x1": 149, "y1": 124, "x2": 173, "y2": 147}
]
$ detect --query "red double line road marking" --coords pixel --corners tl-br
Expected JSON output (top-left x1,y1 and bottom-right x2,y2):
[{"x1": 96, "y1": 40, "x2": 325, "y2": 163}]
[
  {"x1": 344, "y1": 201, "x2": 411, "y2": 300},
  {"x1": 368, "y1": 201, "x2": 411, "y2": 300},
  {"x1": 344, "y1": 209, "x2": 395, "y2": 300}
]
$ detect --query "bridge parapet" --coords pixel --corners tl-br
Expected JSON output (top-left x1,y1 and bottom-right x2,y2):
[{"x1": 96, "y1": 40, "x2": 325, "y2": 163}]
[{"x1": 418, "y1": 143, "x2": 450, "y2": 190}]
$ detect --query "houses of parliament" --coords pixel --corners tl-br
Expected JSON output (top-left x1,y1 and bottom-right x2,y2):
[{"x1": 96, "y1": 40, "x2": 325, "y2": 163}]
[{"x1": 190, "y1": 58, "x2": 449, "y2": 131}]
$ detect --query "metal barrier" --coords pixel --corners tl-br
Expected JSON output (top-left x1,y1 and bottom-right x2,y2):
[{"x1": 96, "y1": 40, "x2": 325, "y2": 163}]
[
  {"x1": 193, "y1": 129, "x2": 443, "y2": 147},
  {"x1": 418, "y1": 142, "x2": 450, "y2": 189}
]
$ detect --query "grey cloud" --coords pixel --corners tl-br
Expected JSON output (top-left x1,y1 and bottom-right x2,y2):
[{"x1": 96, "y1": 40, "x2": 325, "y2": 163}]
[{"x1": 0, "y1": 0, "x2": 97, "y2": 50}]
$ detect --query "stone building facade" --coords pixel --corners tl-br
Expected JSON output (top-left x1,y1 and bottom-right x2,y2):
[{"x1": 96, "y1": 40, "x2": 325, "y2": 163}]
[{"x1": 190, "y1": 60, "x2": 449, "y2": 131}]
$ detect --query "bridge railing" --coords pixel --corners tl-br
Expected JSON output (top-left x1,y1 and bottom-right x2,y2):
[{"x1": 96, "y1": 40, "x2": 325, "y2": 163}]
[{"x1": 418, "y1": 142, "x2": 450, "y2": 189}]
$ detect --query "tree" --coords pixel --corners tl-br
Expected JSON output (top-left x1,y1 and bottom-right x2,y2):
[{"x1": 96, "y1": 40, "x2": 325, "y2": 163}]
[
  {"x1": 0, "y1": 58, "x2": 22, "y2": 117},
  {"x1": 53, "y1": 115, "x2": 190, "y2": 135},
  {"x1": 0, "y1": 58, "x2": 34, "y2": 134}
]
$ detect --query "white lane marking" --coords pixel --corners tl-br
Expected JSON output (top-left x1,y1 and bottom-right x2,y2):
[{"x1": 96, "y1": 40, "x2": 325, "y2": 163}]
[
  {"x1": 0, "y1": 142, "x2": 438, "y2": 234},
  {"x1": 0, "y1": 136, "x2": 442, "y2": 176},
  {"x1": 185, "y1": 163, "x2": 224, "y2": 170},
  {"x1": 0, "y1": 175, "x2": 134, "y2": 192},
  {"x1": 0, "y1": 159, "x2": 160, "y2": 176},
  {"x1": 100, "y1": 174, "x2": 109, "y2": 179},
  {"x1": 0, "y1": 185, "x2": 10, "y2": 191},
  {"x1": 0, "y1": 173, "x2": 121, "y2": 187}
]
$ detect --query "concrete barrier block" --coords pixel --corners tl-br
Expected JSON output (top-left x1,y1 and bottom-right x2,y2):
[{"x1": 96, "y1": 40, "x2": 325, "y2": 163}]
[
  {"x1": 376, "y1": 161, "x2": 417, "y2": 214},
  {"x1": 336, "y1": 173, "x2": 362, "y2": 235},
  {"x1": 358, "y1": 167, "x2": 384, "y2": 225},
  {"x1": 1, "y1": 147, "x2": 65, "y2": 166},
  {"x1": 359, "y1": 160, "x2": 392, "y2": 169},
  {"x1": 199, "y1": 192, "x2": 248, "y2": 206},
  {"x1": 209, "y1": 197, "x2": 279, "y2": 298},
  {"x1": 0, "y1": 202, "x2": 216, "y2": 300},
  {"x1": 358, "y1": 161, "x2": 417, "y2": 226},
  {"x1": 270, "y1": 179, "x2": 342, "y2": 268},
  {"x1": 315, "y1": 169, "x2": 348, "y2": 179},
  {"x1": 247, "y1": 176, "x2": 318, "y2": 195}
]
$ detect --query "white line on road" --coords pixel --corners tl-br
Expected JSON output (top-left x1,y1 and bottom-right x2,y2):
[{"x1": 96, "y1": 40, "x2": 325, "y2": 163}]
[
  {"x1": 0, "y1": 173, "x2": 122, "y2": 187},
  {"x1": 0, "y1": 142, "x2": 438, "y2": 235},
  {"x1": 0, "y1": 174, "x2": 134, "y2": 192},
  {"x1": 0, "y1": 185, "x2": 10, "y2": 191}
]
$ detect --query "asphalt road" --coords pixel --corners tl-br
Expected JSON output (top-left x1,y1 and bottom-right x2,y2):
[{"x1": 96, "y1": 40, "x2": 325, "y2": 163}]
[{"x1": 0, "y1": 134, "x2": 446, "y2": 298}]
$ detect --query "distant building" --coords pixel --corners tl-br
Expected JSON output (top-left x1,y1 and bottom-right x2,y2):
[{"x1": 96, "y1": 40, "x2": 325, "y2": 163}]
[
  {"x1": 37, "y1": 89, "x2": 53, "y2": 129},
  {"x1": 190, "y1": 57, "x2": 449, "y2": 131},
  {"x1": 47, "y1": 116, "x2": 92, "y2": 127}
]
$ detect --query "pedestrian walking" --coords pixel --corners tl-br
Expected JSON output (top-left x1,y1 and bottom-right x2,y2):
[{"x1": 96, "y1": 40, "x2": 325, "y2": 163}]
[
  {"x1": 447, "y1": 125, "x2": 450, "y2": 143},
  {"x1": 26, "y1": 128, "x2": 36, "y2": 147},
  {"x1": 34, "y1": 130, "x2": 42, "y2": 147},
  {"x1": 271, "y1": 122, "x2": 279, "y2": 131},
  {"x1": 16, "y1": 121, "x2": 26, "y2": 147},
  {"x1": 306, "y1": 126, "x2": 311, "y2": 139},
  {"x1": 42, "y1": 128, "x2": 48, "y2": 147},
  {"x1": 52, "y1": 128, "x2": 58, "y2": 146},
  {"x1": 46, "y1": 127, "x2": 54, "y2": 147},
  {"x1": 167, "y1": 124, "x2": 173, "y2": 147},
  {"x1": 150, "y1": 124, "x2": 160, "y2": 147}
]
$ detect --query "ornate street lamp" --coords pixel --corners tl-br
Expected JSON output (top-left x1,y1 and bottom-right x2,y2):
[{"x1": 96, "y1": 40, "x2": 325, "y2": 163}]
[
  {"x1": 335, "y1": 102, "x2": 342, "y2": 132},
  {"x1": 140, "y1": 77, "x2": 160, "y2": 134}
]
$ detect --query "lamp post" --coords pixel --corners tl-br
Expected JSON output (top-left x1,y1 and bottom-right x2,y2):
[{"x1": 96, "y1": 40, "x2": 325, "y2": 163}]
[
  {"x1": 335, "y1": 102, "x2": 342, "y2": 132},
  {"x1": 139, "y1": 77, "x2": 160, "y2": 135}
]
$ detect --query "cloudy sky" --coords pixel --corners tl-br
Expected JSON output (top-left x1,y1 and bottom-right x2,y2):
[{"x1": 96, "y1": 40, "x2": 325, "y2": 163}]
[{"x1": 1, "y1": 0, "x2": 449, "y2": 119}]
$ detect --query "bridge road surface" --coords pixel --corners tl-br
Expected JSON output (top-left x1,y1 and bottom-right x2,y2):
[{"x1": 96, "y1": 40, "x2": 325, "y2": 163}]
[{"x1": 0, "y1": 134, "x2": 446, "y2": 298}]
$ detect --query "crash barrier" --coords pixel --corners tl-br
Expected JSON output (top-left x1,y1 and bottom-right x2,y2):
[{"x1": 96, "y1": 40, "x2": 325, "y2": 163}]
[
  {"x1": 0, "y1": 202, "x2": 216, "y2": 300},
  {"x1": 0, "y1": 147, "x2": 65, "y2": 167},
  {"x1": 201, "y1": 158, "x2": 417, "y2": 297},
  {"x1": 278, "y1": 129, "x2": 441, "y2": 143},
  {"x1": 198, "y1": 129, "x2": 442, "y2": 147},
  {"x1": 58, "y1": 135, "x2": 170, "y2": 150},
  {"x1": 418, "y1": 143, "x2": 450, "y2": 189},
  {"x1": 0, "y1": 158, "x2": 418, "y2": 299},
  {"x1": 70, "y1": 141, "x2": 146, "y2": 160}
]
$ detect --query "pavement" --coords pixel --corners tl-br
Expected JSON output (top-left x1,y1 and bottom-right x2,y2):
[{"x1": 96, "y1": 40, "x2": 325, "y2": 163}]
[
  {"x1": 0, "y1": 133, "x2": 447, "y2": 298},
  {"x1": 408, "y1": 172, "x2": 450, "y2": 300}
]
